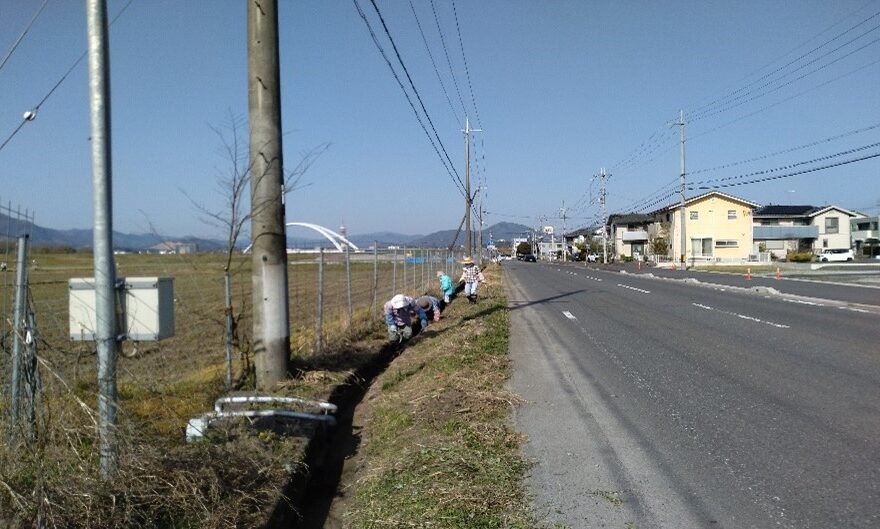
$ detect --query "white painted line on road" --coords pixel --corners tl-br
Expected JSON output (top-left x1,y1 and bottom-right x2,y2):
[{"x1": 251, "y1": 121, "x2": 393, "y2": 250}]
[
  {"x1": 783, "y1": 299, "x2": 824, "y2": 307},
  {"x1": 617, "y1": 283, "x2": 651, "y2": 294},
  {"x1": 691, "y1": 303, "x2": 790, "y2": 329},
  {"x1": 840, "y1": 306, "x2": 871, "y2": 314},
  {"x1": 562, "y1": 311, "x2": 577, "y2": 320}
]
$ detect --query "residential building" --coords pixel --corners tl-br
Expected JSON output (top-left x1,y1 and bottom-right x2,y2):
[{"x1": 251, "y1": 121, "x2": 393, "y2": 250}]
[
  {"x1": 753, "y1": 205, "x2": 860, "y2": 259},
  {"x1": 607, "y1": 213, "x2": 653, "y2": 259},
  {"x1": 851, "y1": 215, "x2": 879, "y2": 257},
  {"x1": 650, "y1": 191, "x2": 759, "y2": 263}
]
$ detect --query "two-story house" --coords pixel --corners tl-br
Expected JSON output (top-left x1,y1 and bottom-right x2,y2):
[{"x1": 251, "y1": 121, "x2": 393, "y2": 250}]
[
  {"x1": 851, "y1": 215, "x2": 879, "y2": 257},
  {"x1": 753, "y1": 205, "x2": 860, "y2": 259},
  {"x1": 607, "y1": 213, "x2": 653, "y2": 259},
  {"x1": 650, "y1": 191, "x2": 759, "y2": 263}
]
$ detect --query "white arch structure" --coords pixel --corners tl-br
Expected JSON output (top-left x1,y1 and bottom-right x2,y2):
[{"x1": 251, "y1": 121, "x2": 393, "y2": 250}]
[{"x1": 285, "y1": 222, "x2": 359, "y2": 252}]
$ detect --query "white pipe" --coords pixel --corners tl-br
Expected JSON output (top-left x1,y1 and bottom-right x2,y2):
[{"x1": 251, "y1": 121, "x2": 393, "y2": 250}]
[{"x1": 214, "y1": 395, "x2": 337, "y2": 414}]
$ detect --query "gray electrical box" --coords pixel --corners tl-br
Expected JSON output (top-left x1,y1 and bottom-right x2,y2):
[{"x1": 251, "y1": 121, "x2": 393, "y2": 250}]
[{"x1": 69, "y1": 276, "x2": 174, "y2": 341}]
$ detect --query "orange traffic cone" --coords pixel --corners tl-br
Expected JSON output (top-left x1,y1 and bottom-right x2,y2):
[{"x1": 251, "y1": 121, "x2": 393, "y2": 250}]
[
  {"x1": 746, "y1": 267, "x2": 752, "y2": 280},
  {"x1": 775, "y1": 267, "x2": 781, "y2": 280}
]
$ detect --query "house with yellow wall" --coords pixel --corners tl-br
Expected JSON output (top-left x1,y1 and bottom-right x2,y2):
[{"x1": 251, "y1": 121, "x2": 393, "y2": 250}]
[{"x1": 649, "y1": 191, "x2": 759, "y2": 263}]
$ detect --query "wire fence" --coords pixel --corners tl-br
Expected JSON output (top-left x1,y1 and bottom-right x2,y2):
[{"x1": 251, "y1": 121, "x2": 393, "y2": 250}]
[{"x1": 2, "y1": 240, "x2": 466, "y2": 443}]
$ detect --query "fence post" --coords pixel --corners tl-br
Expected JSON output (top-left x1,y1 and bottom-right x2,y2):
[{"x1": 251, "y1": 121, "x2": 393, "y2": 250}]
[
  {"x1": 345, "y1": 243, "x2": 352, "y2": 327},
  {"x1": 224, "y1": 270, "x2": 234, "y2": 390},
  {"x1": 316, "y1": 248, "x2": 324, "y2": 354},
  {"x1": 371, "y1": 242, "x2": 378, "y2": 319},
  {"x1": 403, "y1": 244, "x2": 407, "y2": 295},
  {"x1": 392, "y1": 247, "x2": 397, "y2": 293},
  {"x1": 9, "y1": 235, "x2": 28, "y2": 438}
]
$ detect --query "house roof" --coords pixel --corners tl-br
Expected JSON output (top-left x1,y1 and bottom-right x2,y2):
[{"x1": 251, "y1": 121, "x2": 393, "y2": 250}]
[
  {"x1": 754, "y1": 205, "x2": 817, "y2": 217},
  {"x1": 807, "y1": 205, "x2": 860, "y2": 218},
  {"x1": 607, "y1": 213, "x2": 653, "y2": 226},
  {"x1": 754, "y1": 204, "x2": 860, "y2": 218},
  {"x1": 650, "y1": 191, "x2": 759, "y2": 214}
]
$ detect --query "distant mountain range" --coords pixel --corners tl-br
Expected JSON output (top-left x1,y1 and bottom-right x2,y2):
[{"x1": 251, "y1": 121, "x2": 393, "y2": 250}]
[{"x1": 0, "y1": 212, "x2": 530, "y2": 251}]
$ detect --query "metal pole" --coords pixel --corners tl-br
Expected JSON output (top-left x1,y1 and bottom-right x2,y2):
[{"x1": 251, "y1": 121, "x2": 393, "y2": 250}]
[
  {"x1": 316, "y1": 248, "x2": 324, "y2": 354},
  {"x1": 248, "y1": 0, "x2": 290, "y2": 389},
  {"x1": 86, "y1": 0, "x2": 119, "y2": 477},
  {"x1": 561, "y1": 201, "x2": 566, "y2": 262},
  {"x1": 464, "y1": 117, "x2": 472, "y2": 258},
  {"x1": 392, "y1": 247, "x2": 397, "y2": 292},
  {"x1": 224, "y1": 271, "x2": 234, "y2": 390},
  {"x1": 403, "y1": 244, "x2": 408, "y2": 294},
  {"x1": 345, "y1": 243, "x2": 352, "y2": 327},
  {"x1": 678, "y1": 110, "x2": 687, "y2": 271},
  {"x1": 9, "y1": 236, "x2": 28, "y2": 436},
  {"x1": 371, "y1": 242, "x2": 378, "y2": 319}
]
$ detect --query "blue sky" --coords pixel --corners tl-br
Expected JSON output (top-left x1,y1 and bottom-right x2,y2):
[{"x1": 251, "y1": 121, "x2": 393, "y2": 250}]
[{"x1": 1, "y1": 0, "x2": 878, "y2": 240}]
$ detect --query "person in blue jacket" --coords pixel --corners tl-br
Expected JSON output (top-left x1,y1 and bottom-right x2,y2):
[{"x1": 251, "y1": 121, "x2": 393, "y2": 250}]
[
  {"x1": 436, "y1": 271, "x2": 455, "y2": 303},
  {"x1": 383, "y1": 294, "x2": 428, "y2": 342}
]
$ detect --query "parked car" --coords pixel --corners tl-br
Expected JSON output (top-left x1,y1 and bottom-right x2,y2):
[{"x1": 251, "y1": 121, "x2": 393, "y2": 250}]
[
  {"x1": 523, "y1": 254, "x2": 537, "y2": 262},
  {"x1": 817, "y1": 248, "x2": 854, "y2": 262}
]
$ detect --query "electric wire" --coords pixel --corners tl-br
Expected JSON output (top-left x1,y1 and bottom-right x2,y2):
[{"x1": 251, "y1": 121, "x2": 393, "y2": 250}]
[
  {"x1": 429, "y1": 0, "x2": 468, "y2": 119},
  {"x1": 352, "y1": 0, "x2": 465, "y2": 197},
  {"x1": 0, "y1": 0, "x2": 50, "y2": 74},
  {"x1": 689, "y1": 141, "x2": 880, "y2": 188},
  {"x1": 691, "y1": 151, "x2": 880, "y2": 191},
  {"x1": 408, "y1": 0, "x2": 460, "y2": 125},
  {"x1": 690, "y1": 55, "x2": 880, "y2": 142},
  {"x1": 689, "y1": 7, "x2": 880, "y2": 119},
  {"x1": 689, "y1": 122, "x2": 880, "y2": 175},
  {"x1": 450, "y1": 0, "x2": 482, "y2": 128},
  {"x1": 366, "y1": 0, "x2": 465, "y2": 191},
  {"x1": 691, "y1": 26, "x2": 880, "y2": 122},
  {"x1": 693, "y1": 0, "x2": 877, "y2": 110},
  {"x1": 0, "y1": 0, "x2": 135, "y2": 156}
]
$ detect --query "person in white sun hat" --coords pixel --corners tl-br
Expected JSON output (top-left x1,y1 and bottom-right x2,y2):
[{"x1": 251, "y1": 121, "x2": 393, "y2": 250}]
[{"x1": 383, "y1": 294, "x2": 428, "y2": 342}]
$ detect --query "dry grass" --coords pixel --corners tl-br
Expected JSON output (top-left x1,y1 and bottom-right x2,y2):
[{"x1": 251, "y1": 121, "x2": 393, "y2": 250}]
[
  {"x1": 340, "y1": 265, "x2": 536, "y2": 529},
  {"x1": 0, "y1": 251, "x2": 449, "y2": 528}
]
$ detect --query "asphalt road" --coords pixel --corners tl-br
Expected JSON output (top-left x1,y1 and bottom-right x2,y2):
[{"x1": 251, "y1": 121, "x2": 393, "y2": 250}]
[{"x1": 505, "y1": 261, "x2": 880, "y2": 529}]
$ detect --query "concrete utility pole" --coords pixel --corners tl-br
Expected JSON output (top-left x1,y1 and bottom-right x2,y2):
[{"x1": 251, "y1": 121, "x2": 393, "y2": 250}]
[
  {"x1": 462, "y1": 116, "x2": 481, "y2": 258},
  {"x1": 248, "y1": 0, "x2": 290, "y2": 390},
  {"x1": 560, "y1": 201, "x2": 567, "y2": 261},
  {"x1": 600, "y1": 168, "x2": 608, "y2": 264},
  {"x1": 678, "y1": 110, "x2": 687, "y2": 271},
  {"x1": 86, "y1": 0, "x2": 119, "y2": 477}
]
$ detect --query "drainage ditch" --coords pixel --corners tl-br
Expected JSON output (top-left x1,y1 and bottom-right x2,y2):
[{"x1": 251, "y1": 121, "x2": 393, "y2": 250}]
[{"x1": 263, "y1": 339, "x2": 406, "y2": 528}]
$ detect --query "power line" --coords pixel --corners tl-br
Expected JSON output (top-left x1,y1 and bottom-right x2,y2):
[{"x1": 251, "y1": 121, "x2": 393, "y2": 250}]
[
  {"x1": 450, "y1": 0, "x2": 482, "y2": 128},
  {"x1": 690, "y1": 141, "x2": 880, "y2": 188},
  {"x1": 352, "y1": 0, "x2": 465, "y2": 197},
  {"x1": 429, "y1": 0, "x2": 468, "y2": 118},
  {"x1": 689, "y1": 122, "x2": 880, "y2": 175},
  {"x1": 691, "y1": 25, "x2": 880, "y2": 122},
  {"x1": 1, "y1": 0, "x2": 136, "y2": 156},
  {"x1": 691, "y1": 151, "x2": 880, "y2": 191},
  {"x1": 690, "y1": 55, "x2": 880, "y2": 142},
  {"x1": 408, "y1": 0, "x2": 460, "y2": 125},
  {"x1": 0, "y1": 0, "x2": 50, "y2": 74},
  {"x1": 366, "y1": 0, "x2": 465, "y2": 191},
  {"x1": 689, "y1": 8, "x2": 880, "y2": 118}
]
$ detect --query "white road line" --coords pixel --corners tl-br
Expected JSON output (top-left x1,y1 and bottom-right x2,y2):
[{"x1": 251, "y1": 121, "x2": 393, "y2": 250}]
[
  {"x1": 562, "y1": 311, "x2": 577, "y2": 320},
  {"x1": 691, "y1": 302, "x2": 790, "y2": 329},
  {"x1": 840, "y1": 306, "x2": 871, "y2": 314},
  {"x1": 617, "y1": 283, "x2": 651, "y2": 294},
  {"x1": 783, "y1": 299, "x2": 824, "y2": 307}
]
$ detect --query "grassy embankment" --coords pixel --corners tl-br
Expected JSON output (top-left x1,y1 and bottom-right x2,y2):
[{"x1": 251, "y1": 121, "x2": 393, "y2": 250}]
[{"x1": 336, "y1": 264, "x2": 536, "y2": 528}]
